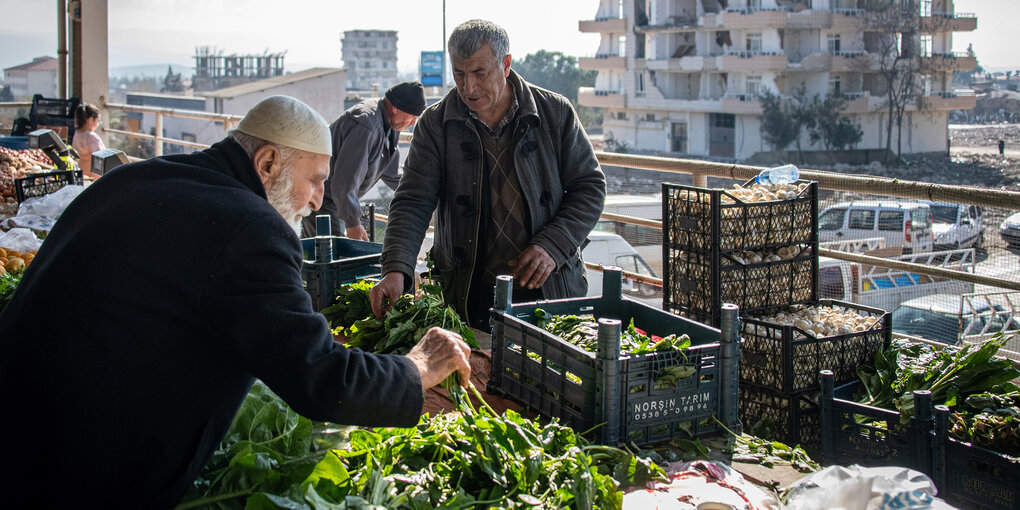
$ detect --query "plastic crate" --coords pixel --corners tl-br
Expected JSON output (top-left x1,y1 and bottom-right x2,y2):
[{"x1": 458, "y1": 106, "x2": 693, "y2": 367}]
[
  {"x1": 487, "y1": 268, "x2": 742, "y2": 446},
  {"x1": 29, "y1": 95, "x2": 81, "y2": 141},
  {"x1": 819, "y1": 372, "x2": 935, "y2": 475},
  {"x1": 301, "y1": 234, "x2": 382, "y2": 312},
  {"x1": 0, "y1": 136, "x2": 29, "y2": 150},
  {"x1": 934, "y1": 405, "x2": 1020, "y2": 510},
  {"x1": 739, "y1": 300, "x2": 891, "y2": 394},
  {"x1": 15, "y1": 170, "x2": 83, "y2": 203},
  {"x1": 738, "y1": 382, "x2": 821, "y2": 452},
  {"x1": 662, "y1": 181, "x2": 819, "y2": 325}
]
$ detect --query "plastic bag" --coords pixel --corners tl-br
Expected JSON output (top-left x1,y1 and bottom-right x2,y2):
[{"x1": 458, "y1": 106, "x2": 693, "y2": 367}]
[
  {"x1": 0, "y1": 228, "x2": 43, "y2": 253},
  {"x1": 623, "y1": 460, "x2": 781, "y2": 510},
  {"x1": 16, "y1": 184, "x2": 84, "y2": 220},
  {"x1": 782, "y1": 465, "x2": 957, "y2": 510},
  {"x1": 1, "y1": 214, "x2": 56, "y2": 233}
]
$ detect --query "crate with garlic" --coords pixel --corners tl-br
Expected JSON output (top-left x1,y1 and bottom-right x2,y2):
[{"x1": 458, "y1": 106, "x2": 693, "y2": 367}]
[
  {"x1": 739, "y1": 301, "x2": 890, "y2": 395},
  {"x1": 662, "y1": 179, "x2": 819, "y2": 326}
]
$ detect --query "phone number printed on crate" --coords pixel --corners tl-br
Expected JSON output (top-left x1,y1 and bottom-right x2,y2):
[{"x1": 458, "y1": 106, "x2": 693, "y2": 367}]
[{"x1": 631, "y1": 391, "x2": 713, "y2": 422}]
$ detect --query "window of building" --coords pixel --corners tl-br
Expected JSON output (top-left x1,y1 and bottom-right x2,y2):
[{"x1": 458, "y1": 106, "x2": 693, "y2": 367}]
[
  {"x1": 746, "y1": 75, "x2": 762, "y2": 97},
  {"x1": 829, "y1": 75, "x2": 841, "y2": 95},
  {"x1": 616, "y1": 111, "x2": 628, "y2": 120},
  {"x1": 920, "y1": 35, "x2": 933, "y2": 57},
  {"x1": 181, "y1": 132, "x2": 196, "y2": 143},
  {"x1": 748, "y1": 0, "x2": 762, "y2": 8},
  {"x1": 671, "y1": 122, "x2": 688, "y2": 153},
  {"x1": 747, "y1": 33, "x2": 762, "y2": 53},
  {"x1": 618, "y1": 35, "x2": 627, "y2": 57},
  {"x1": 920, "y1": 0, "x2": 932, "y2": 16},
  {"x1": 645, "y1": 113, "x2": 656, "y2": 121},
  {"x1": 827, "y1": 34, "x2": 841, "y2": 54},
  {"x1": 636, "y1": 73, "x2": 645, "y2": 92}
]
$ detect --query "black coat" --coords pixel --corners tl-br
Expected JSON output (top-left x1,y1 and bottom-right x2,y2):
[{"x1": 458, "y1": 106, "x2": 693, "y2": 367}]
[{"x1": 0, "y1": 139, "x2": 423, "y2": 508}]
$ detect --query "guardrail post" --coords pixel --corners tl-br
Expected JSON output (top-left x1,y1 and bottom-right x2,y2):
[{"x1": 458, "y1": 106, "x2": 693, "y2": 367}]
[{"x1": 154, "y1": 112, "x2": 163, "y2": 157}]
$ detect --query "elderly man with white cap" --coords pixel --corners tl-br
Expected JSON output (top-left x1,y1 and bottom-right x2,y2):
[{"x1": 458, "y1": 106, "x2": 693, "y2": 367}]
[{"x1": 0, "y1": 95, "x2": 471, "y2": 508}]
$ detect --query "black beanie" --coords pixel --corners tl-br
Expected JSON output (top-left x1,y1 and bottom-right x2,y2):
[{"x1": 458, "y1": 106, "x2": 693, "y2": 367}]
[{"x1": 385, "y1": 81, "x2": 426, "y2": 116}]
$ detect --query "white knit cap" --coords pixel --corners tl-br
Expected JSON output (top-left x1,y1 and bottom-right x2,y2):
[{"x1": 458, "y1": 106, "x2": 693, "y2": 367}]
[{"x1": 235, "y1": 95, "x2": 332, "y2": 156}]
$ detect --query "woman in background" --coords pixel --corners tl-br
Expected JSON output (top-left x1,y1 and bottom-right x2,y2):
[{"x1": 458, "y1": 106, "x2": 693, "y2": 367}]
[{"x1": 72, "y1": 103, "x2": 105, "y2": 179}]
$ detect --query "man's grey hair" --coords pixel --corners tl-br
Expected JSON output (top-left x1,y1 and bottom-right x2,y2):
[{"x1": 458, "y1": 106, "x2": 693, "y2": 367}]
[
  {"x1": 447, "y1": 19, "x2": 509, "y2": 63},
  {"x1": 229, "y1": 129, "x2": 298, "y2": 163}
]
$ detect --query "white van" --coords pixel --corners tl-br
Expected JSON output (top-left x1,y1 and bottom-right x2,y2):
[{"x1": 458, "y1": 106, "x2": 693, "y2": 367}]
[
  {"x1": 818, "y1": 200, "x2": 934, "y2": 254},
  {"x1": 582, "y1": 231, "x2": 659, "y2": 298},
  {"x1": 922, "y1": 201, "x2": 984, "y2": 250}
]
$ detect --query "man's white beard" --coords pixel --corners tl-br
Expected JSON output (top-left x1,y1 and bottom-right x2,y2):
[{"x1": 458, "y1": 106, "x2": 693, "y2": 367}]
[{"x1": 266, "y1": 166, "x2": 311, "y2": 236}]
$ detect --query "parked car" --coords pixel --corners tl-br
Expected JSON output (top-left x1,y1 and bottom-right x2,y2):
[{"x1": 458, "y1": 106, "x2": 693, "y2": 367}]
[
  {"x1": 583, "y1": 231, "x2": 659, "y2": 298},
  {"x1": 922, "y1": 201, "x2": 984, "y2": 250},
  {"x1": 1001, "y1": 211, "x2": 1020, "y2": 249},
  {"x1": 818, "y1": 200, "x2": 934, "y2": 254},
  {"x1": 891, "y1": 292, "x2": 1020, "y2": 346}
]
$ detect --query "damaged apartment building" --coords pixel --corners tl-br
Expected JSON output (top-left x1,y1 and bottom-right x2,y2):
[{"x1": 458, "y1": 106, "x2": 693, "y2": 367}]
[{"x1": 578, "y1": 0, "x2": 977, "y2": 160}]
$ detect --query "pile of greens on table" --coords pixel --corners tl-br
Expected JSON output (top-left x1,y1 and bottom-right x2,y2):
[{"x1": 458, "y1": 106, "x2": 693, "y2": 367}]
[
  {"x1": 180, "y1": 380, "x2": 667, "y2": 509},
  {"x1": 321, "y1": 280, "x2": 477, "y2": 354},
  {"x1": 854, "y1": 333, "x2": 1020, "y2": 457}
]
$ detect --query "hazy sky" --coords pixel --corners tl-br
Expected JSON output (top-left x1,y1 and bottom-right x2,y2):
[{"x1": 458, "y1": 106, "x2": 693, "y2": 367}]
[{"x1": 0, "y1": 0, "x2": 1014, "y2": 74}]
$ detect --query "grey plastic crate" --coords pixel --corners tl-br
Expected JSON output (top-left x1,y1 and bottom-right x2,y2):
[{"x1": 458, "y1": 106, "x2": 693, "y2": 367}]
[{"x1": 487, "y1": 267, "x2": 741, "y2": 446}]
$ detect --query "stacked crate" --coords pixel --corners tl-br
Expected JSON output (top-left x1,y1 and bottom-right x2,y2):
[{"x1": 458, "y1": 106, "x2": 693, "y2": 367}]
[{"x1": 663, "y1": 179, "x2": 890, "y2": 450}]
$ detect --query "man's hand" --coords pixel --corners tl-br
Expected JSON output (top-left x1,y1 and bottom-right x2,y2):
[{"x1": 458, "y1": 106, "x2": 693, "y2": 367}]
[
  {"x1": 346, "y1": 224, "x2": 369, "y2": 241},
  {"x1": 406, "y1": 327, "x2": 472, "y2": 389},
  {"x1": 370, "y1": 272, "x2": 406, "y2": 317},
  {"x1": 508, "y1": 244, "x2": 556, "y2": 290}
]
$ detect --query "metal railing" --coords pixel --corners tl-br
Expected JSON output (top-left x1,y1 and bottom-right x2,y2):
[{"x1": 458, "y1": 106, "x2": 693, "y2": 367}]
[
  {"x1": 103, "y1": 102, "x2": 243, "y2": 157},
  {"x1": 22, "y1": 101, "x2": 1017, "y2": 295}
]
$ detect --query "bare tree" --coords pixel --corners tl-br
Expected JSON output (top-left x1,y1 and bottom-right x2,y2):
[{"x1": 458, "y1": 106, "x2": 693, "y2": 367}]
[{"x1": 865, "y1": 0, "x2": 922, "y2": 163}]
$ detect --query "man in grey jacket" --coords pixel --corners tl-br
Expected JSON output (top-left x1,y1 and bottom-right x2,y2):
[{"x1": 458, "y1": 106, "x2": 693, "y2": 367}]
[
  {"x1": 302, "y1": 81, "x2": 426, "y2": 240},
  {"x1": 370, "y1": 19, "x2": 606, "y2": 329}
]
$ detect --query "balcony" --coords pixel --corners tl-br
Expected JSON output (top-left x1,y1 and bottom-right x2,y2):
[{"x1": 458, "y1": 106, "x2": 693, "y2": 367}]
[
  {"x1": 786, "y1": 9, "x2": 830, "y2": 28},
  {"x1": 579, "y1": 17, "x2": 627, "y2": 33},
  {"x1": 720, "y1": 94, "x2": 763, "y2": 115},
  {"x1": 920, "y1": 12, "x2": 977, "y2": 32},
  {"x1": 645, "y1": 56, "x2": 715, "y2": 72},
  {"x1": 718, "y1": 51, "x2": 788, "y2": 72},
  {"x1": 702, "y1": 8, "x2": 788, "y2": 29},
  {"x1": 831, "y1": 8, "x2": 867, "y2": 29},
  {"x1": 579, "y1": 54, "x2": 627, "y2": 71},
  {"x1": 840, "y1": 92, "x2": 875, "y2": 114},
  {"x1": 578, "y1": 87, "x2": 626, "y2": 108},
  {"x1": 919, "y1": 90, "x2": 977, "y2": 110},
  {"x1": 921, "y1": 52, "x2": 977, "y2": 72},
  {"x1": 793, "y1": 51, "x2": 869, "y2": 72}
]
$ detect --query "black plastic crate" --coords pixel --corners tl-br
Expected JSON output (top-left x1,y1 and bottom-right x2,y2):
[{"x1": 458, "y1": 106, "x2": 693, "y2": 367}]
[
  {"x1": 15, "y1": 170, "x2": 83, "y2": 203},
  {"x1": 31, "y1": 95, "x2": 80, "y2": 118},
  {"x1": 301, "y1": 235, "x2": 382, "y2": 312},
  {"x1": 934, "y1": 405, "x2": 1020, "y2": 510},
  {"x1": 662, "y1": 181, "x2": 819, "y2": 325},
  {"x1": 739, "y1": 301, "x2": 891, "y2": 394},
  {"x1": 738, "y1": 382, "x2": 821, "y2": 451},
  {"x1": 819, "y1": 372, "x2": 935, "y2": 475},
  {"x1": 488, "y1": 268, "x2": 742, "y2": 446}
]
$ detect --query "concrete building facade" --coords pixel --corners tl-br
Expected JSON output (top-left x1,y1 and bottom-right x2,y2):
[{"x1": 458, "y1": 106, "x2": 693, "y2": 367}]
[
  {"x1": 578, "y1": 0, "x2": 978, "y2": 160},
  {"x1": 3, "y1": 57, "x2": 59, "y2": 100},
  {"x1": 342, "y1": 30, "x2": 399, "y2": 92},
  {"x1": 127, "y1": 67, "x2": 346, "y2": 152}
]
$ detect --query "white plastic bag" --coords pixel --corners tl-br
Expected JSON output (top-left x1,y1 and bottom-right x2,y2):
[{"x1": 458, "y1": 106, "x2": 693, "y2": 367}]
[
  {"x1": 783, "y1": 465, "x2": 957, "y2": 510},
  {"x1": 16, "y1": 184, "x2": 84, "y2": 220},
  {"x1": 1, "y1": 214, "x2": 56, "y2": 233},
  {"x1": 0, "y1": 227, "x2": 43, "y2": 253}
]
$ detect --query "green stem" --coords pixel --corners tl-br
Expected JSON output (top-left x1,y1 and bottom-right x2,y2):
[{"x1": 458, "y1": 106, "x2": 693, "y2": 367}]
[{"x1": 175, "y1": 490, "x2": 253, "y2": 509}]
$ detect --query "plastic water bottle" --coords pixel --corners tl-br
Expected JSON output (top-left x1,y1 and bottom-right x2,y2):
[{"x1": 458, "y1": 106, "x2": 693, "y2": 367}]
[{"x1": 755, "y1": 164, "x2": 799, "y2": 186}]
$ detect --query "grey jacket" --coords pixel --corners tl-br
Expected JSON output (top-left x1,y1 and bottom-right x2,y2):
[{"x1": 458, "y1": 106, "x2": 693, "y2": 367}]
[
  {"x1": 308, "y1": 99, "x2": 400, "y2": 235},
  {"x1": 381, "y1": 70, "x2": 606, "y2": 322}
]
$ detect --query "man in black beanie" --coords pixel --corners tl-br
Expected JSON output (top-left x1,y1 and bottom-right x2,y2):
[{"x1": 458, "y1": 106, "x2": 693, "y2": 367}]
[{"x1": 302, "y1": 81, "x2": 426, "y2": 240}]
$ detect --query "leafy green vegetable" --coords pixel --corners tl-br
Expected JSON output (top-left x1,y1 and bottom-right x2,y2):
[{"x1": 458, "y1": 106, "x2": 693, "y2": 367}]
[
  {"x1": 949, "y1": 391, "x2": 1020, "y2": 458},
  {"x1": 182, "y1": 378, "x2": 669, "y2": 509},
  {"x1": 534, "y1": 308, "x2": 691, "y2": 356},
  {"x1": 714, "y1": 417, "x2": 820, "y2": 473},
  {"x1": 0, "y1": 271, "x2": 23, "y2": 313},
  {"x1": 855, "y1": 333, "x2": 1020, "y2": 424},
  {"x1": 322, "y1": 279, "x2": 477, "y2": 354}
]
